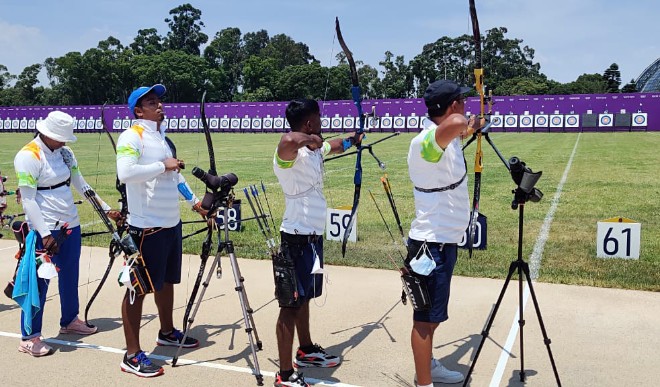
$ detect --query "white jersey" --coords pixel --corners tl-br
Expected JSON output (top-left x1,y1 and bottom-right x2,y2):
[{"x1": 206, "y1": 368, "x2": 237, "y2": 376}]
[
  {"x1": 116, "y1": 120, "x2": 184, "y2": 228},
  {"x1": 273, "y1": 145, "x2": 329, "y2": 235},
  {"x1": 14, "y1": 136, "x2": 105, "y2": 236},
  {"x1": 407, "y1": 122, "x2": 470, "y2": 243}
]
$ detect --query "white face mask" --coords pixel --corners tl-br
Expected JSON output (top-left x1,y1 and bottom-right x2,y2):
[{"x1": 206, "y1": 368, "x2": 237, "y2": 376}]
[
  {"x1": 310, "y1": 243, "x2": 325, "y2": 275},
  {"x1": 118, "y1": 254, "x2": 139, "y2": 305},
  {"x1": 36, "y1": 253, "x2": 58, "y2": 279},
  {"x1": 409, "y1": 243, "x2": 436, "y2": 276}
]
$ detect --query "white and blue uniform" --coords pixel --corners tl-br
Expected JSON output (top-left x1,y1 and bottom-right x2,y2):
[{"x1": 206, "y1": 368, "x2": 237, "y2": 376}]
[
  {"x1": 408, "y1": 122, "x2": 470, "y2": 243},
  {"x1": 273, "y1": 144, "x2": 330, "y2": 235},
  {"x1": 273, "y1": 142, "x2": 331, "y2": 302},
  {"x1": 407, "y1": 120, "x2": 469, "y2": 323},
  {"x1": 14, "y1": 137, "x2": 109, "y2": 338},
  {"x1": 116, "y1": 120, "x2": 200, "y2": 290}
]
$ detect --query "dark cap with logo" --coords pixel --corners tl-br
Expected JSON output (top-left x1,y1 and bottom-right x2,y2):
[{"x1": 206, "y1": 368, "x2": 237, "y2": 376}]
[{"x1": 423, "y1": 80, "x2": 472, "y2": 110}]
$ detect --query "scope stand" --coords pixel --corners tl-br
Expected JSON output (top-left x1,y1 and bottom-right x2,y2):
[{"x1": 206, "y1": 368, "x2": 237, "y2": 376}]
[
  {"x1": 172, "y1": 194, "x2": 264, "y2": 386},
  {"x1": 463, "y1": 189, "x2": 561, "y2": 386}
]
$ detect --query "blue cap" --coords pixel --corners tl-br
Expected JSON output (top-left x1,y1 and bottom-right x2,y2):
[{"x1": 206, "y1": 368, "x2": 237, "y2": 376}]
[{"x1": 128, "y1": 84, "x2": 166, "y2": 115}]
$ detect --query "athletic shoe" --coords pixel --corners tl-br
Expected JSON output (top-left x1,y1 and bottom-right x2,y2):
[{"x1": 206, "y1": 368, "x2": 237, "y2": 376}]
[
  {"x1": 59, "y1": 318, "x2": 98, "y2": 335},
  {"x1": 120, "y1": 351, "x2": 164, "y2": 377},
  {"x1": 156, "y1": 328, "x2": 199, "y2": 348},
  {"x1": 415, "y1": 358, "x2": 464, "y2": 384},
  {"x1": 274, "y1": 371, "x2": 310, "y2": 387},
  {"x1": 18, "y1": 337, "x2": 53, "y2": 357},
  {"x1": 294, "y1": 344, "x2": 340, "y2": 368}
]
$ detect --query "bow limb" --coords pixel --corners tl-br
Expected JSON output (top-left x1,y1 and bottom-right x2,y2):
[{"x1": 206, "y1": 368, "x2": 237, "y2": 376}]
[
  {"x1": 200, "y1": 91, "x2": 217, "y2": 176},
  {"x1": 336, "y1": 17, "x2": 367, "y2": 257},
  {"x1": 182, "y1": 91, "x2": 216, "y2": 329},
  {"x1": 84, "y1": 103, "x2": 127, "y2": 327},
  {"x1": 467, "y1": 0, "x2": 485, "y2": 258}
]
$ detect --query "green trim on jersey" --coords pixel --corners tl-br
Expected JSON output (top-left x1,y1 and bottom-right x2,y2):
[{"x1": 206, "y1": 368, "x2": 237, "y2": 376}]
[
  {"x1": 16, "y1": 171, "x2": 37, "y2": 188},
  {"x1": 275, "y1": 151, "x2": 295, "y2": 169},
  {"x1": 420, "y1": 127, "x2": 444, "y2": 163}
]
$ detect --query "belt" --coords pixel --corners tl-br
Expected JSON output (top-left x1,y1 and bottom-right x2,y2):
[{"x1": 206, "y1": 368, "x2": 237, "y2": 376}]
[
  {"x1": 37, "y1": 178, "x2": 71, "y2": 190},
  {"x1": 409, "y1": 238, "x2": 457, "y2": 250},
  {"x1": 280, "y1": 231, "x2": 321, "y2": 244},
  {"x1": 414, "y1": 173, "x2": 466, "y2": 193}
]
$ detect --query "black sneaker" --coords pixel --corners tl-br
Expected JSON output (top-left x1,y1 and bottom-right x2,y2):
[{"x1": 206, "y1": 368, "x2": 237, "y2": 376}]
[
  {"x1": 294, "y1": 344, "x2": 341, "y2": 368},
  {"x1": 156, "y1": 328, "x2": 199, "y2": 348},
  {"x1": 120, "y1": 351, "x2": 164, "y2": 377},
  {"x1": 274, "y1": 371, "x2": 310, "y2": 387}
]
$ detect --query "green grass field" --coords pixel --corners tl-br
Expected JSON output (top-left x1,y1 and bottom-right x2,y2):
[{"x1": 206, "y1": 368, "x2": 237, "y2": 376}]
[{"x1": 1, "y1": 131, "x2": 658, "y2": 291}]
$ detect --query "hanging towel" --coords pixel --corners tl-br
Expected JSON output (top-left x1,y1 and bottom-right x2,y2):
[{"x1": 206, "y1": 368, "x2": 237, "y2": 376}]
[{"x1": 12, "y1": 230, "x2": 40, "y2": 335}]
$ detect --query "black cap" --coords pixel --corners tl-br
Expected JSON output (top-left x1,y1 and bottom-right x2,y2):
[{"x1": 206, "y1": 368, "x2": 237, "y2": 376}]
[{"x1": 423, "y1": 80, "x2": 472, "y2": 110}]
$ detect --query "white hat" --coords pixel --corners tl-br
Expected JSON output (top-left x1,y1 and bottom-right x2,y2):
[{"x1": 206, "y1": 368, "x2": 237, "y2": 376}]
[{"x1": 36, "y1": 111, "x2": 77, "y2": 143}]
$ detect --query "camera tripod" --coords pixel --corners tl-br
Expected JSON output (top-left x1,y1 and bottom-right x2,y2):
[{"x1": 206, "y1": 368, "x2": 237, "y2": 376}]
[
  {"x1": 463, "y1": 188, "x2": 561, "y2": 386},
  {"x1": 172, "y1": 192, "x2": 264, "y2": 386}
]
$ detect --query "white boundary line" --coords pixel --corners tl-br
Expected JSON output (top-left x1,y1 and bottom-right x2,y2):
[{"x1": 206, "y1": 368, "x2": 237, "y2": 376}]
[
  {"x1": 489, "y1": 133, "x2": 581, "y2": 386},
  {"x1": 0, "y1": 331, "x2": 361, "y2": 387},
  {"x1": 529, "y1": 133, "x2": 581, "y2": 280}
]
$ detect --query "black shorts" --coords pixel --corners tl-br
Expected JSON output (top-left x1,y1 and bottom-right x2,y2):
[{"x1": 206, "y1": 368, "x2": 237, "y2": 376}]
[
  {"x1": 129, "y1": 222, "x2": 182, "y2": 292},
  {"x1": 407, "y1": 239, "x2": 458, "y2": 323},
  {"x1": 280, "y1": 232, "x2": 324, "y2": 301}
]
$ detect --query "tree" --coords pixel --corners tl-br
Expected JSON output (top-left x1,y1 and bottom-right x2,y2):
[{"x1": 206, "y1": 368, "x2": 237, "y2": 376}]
[
  {"x1": 15, "y1": 64, "x2": 44, "y2": 104},
  {"x1": 131, "y1": 28, "x2": 164, "y2": 56},
  {"x1": 495, "y1": 76, "x2": 549, "y2": 96},
  {"x1": 44, "y1": 51, "x2": 85, "y2": 105},
  {"x1": 410, "y1": 27, "x2": 541, "y2": 97},
  {"x1": 273, "y1": 62, "x2": 331, "y2": 101},
  {"x1": 131, "y1": 50, "x2": 209, "y2": 103},
  {"x1": 357, "y1": 64, "x2": 380, "y2": 99},
  {"x1": 409, "y1": 35, "x2": 472, "y2": 96},
  {"x1": 261, "y1": 34, "x2": 317, "y2": 69},
  {"x1": 621, "y1": 79, "x2": 637, "y2": 93},
  {"x1": 241, "y1": 55, "x2": 279, "y2": 96},
  {"x1": 378, "y1": 51, "x2": 413, "y2": 98},
  {"x1": 204, "y1": 27, "x2": 243, "y2": 100},
  {"x1": 566, "y1": 73, "x2": 608, "y2": 94},
  {"x1": 242, "y1": 30, "x2": 269, "y2": 58},
  {"x1": 603, "y1": 63, "x2": 621, "y2": 93},
  {"x1": 0, "y1": 64, "x2": 14, "y2": 90},
  {"x1": 164, "y1": 3, "x2": 208, "y2": 56},
  {"x1": 482, "y1": 27, "x2": 541, "y2": 92}
]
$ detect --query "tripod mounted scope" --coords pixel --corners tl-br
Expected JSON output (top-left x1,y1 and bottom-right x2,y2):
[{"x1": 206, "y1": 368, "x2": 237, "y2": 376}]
[
  {"x1": 191, "y1": 167, "x2": 238, "y2": 211},
  {"x1": 509, "y1": 156, "x2": 543, "y2": 209}
]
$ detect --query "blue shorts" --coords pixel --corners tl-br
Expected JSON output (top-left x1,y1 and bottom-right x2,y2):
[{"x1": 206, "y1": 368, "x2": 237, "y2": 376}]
[
  {"x1": 280, "y1": 232, "x2": 323, "y2": 302},
  {"x1": 128, "y1": 222, "x2": 182, "y2": 292},
  {"x1": 407, "y1": 239, "x2": 458, "y2": 323}
]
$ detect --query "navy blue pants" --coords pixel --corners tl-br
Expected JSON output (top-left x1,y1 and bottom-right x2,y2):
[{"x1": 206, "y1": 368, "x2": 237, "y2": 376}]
[{"x1": 22, "y1": 226, "x2": 81, "y2": 339}]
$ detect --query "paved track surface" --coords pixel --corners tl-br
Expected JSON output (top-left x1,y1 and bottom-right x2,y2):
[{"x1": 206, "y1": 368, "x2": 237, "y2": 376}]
[{"x1": 0, "y1": 239, "x2": 658, "y2": 386}]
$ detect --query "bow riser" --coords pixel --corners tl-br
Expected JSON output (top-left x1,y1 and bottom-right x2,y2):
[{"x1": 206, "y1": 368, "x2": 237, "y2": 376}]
[{"x1": 468, "y1": 0, "x2": 486, "y2": 257}]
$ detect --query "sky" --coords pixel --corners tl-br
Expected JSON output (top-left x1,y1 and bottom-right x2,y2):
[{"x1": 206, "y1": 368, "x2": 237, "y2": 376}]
[{"x1": 1, "y1": 0, "x2": 658, "y2": 87}]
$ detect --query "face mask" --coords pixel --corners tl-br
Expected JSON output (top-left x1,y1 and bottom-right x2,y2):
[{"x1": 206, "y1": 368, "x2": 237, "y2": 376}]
[
  {"x1": 118, "y1": 254, "x2": 138, "y2": 305},
  {"x1": 310, "y1": 243, "x2": 325, "y2": 275},
  {"x1": 36, "y1": 253, "x2": 59, "y2": 279},
  {"x1": 409, "y1": 243, "x2": 436, "y2": 276}
]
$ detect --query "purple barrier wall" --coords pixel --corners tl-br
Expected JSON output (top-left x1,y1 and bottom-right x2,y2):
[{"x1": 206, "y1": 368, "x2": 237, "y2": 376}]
[{"x1": 1, "y1": 93, "x2": 658, "y2": 133}]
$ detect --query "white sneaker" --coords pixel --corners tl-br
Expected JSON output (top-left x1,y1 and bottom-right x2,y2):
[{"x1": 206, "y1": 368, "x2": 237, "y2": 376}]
[{"x1": 430, "y1": 358, "x2": 464, "y2": 384}]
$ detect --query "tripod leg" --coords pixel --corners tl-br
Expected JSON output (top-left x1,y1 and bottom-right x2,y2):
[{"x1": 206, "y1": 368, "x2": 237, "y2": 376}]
[
  {"x1": 228, "y1": 246, "x2": 264, "y2": 386},
  {"x1": 520, "y1": 262, "x2": 562, "y2": 386},
  {"x1": 518, "y1": 259, "x2": 526, "y2": 382},
  {"x1": 463, "y1": 261, "x2": 518, "y2": 387},
  {"x1": 172, "y1": 252, "x2": 221, "y2": 366}
]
